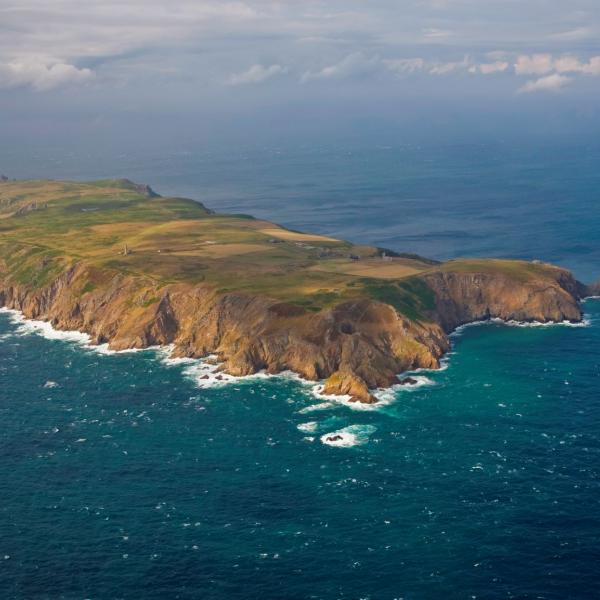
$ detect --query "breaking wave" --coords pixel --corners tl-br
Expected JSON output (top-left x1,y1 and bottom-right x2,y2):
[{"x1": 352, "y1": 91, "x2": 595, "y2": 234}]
[{"x1": 320, "y1": 424, "x2": 377, "y2": 448}]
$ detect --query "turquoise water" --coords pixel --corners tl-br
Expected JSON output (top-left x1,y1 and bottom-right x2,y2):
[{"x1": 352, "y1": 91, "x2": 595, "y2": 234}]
[{"x1": 1, "y1": 300, "x2": 599, "y2": 599}]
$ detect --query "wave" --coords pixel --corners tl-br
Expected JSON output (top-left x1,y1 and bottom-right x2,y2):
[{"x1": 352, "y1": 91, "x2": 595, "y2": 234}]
[
  {"x1": 159, "y1": 347, "x2": 197, "y2": 366},
  {"x1": 0, "y1": 308, "x2": 91, "y2": 344},
  {"x1": 309, "y1": 384, "x2": 385, "y2": 412},
  {"x1": 320, "y1": 424, "x2": 377, "y2": 448},
  {"x1": 0, "y1": 307, "x2": 170, "y2": 355},
  {"x1": 180, "y1": 357, "x2": 275, "y2": 389},
  {"x1": 501, "y1": 318, "x2": 590, "y2": 328},
  {"x1": 297, "y1": 421, "x2": 319, "y2": 433},
  {"x1": 373, "y1": 375, "x2": 436, "y2": 404},
  {"x1": 89, "y1": 343, "x2": 160, "y2": 355},
  {"x1": 298, "y1": 401, "x2": 335, "y2": 414},
  {"x1": 450, "y1": 316, "x2": 590, "y2": 338}
]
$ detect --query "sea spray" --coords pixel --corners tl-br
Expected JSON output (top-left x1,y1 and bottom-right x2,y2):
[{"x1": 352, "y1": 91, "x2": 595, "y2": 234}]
[{"x1": 320, "y1": 424, "x2": 378, "y2": 448}]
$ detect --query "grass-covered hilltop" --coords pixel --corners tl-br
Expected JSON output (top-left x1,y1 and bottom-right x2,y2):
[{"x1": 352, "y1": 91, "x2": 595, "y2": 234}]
[{"x1": 0, "y1": 179, "x2": 588, "y2": 402}]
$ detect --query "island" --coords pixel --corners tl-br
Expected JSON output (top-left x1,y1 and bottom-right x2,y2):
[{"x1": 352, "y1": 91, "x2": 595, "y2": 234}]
[{"x1": 0, "y1": 179, "x2": 589, "y2": 403}]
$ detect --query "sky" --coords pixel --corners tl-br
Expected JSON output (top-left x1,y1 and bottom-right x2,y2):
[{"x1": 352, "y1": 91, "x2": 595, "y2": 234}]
[{"x1": 2, "y1": 0, "x2": 600, "y2": 151}]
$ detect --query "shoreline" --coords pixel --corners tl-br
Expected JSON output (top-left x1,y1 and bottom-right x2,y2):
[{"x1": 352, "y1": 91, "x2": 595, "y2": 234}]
[{"x1": 1, "y1": 299, "x2": 594, "y2": 407}]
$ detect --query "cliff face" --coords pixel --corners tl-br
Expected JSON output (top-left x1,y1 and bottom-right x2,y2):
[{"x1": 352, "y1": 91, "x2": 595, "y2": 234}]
[
  {"x1": 420, "y1": 268, "x2": 584, "y2": 332},
  {"x1": 0, "y1": 261, "x2": 584, "y2": 403},
  {"x1": 587, "y1": 280, "x2": 600, "y2": 297}
]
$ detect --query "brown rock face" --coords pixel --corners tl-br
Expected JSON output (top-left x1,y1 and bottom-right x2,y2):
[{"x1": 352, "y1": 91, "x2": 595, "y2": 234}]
[
  {"x1": 587, "y1": 281, "x2": 600, "y2": 297},
  {"x1": 420, "y1": 268, "x2": 584, "y2": 332},
  {"x1": 0, "y1": 261, "x2": 585, "y2": 404}
]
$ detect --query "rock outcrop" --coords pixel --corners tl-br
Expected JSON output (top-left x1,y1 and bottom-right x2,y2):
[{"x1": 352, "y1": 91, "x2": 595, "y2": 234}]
[
  {"x1": 586, "y1": 280, "x2": 600, "y2": 297},
  {"x1": 0, "y1": 260, "x2": 585, "y2": 403},
  {"x1": 420, "y1": 267, "x2": 584, "y2": 332}
]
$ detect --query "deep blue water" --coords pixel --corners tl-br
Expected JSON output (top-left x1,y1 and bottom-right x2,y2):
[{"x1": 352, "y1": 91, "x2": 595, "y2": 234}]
[{"x1": 1, "y1": 141, "x2": 600, "y2": 598}]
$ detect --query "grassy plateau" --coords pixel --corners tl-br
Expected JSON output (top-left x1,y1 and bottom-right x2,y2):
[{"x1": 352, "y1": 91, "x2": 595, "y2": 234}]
[{"x1": 0, "y1": 179, "x2": 547, "y2": 317}]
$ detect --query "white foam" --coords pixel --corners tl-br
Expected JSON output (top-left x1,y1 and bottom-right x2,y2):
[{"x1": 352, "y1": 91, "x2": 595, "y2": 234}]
[
  {"x1": 161, "y1": 355, "x2": 197, "y2": 366},
  {"x1": 1, "y1": 308, "x2": 91, "y2": 344},
  {"x1": 409, "y1": 359, "x2": 449, "y2": 374},
  {"x1": 297, "y1": 421, "x2": 319, "y2": 433},
  {"x1": 501, "y1": 318, "x2": 590, "y2": 328},
  {"x1": 88, "y1": 343, "x2": 139, "y2": 355},
  {"x1": 298, "y1": 401, "x2": 335, "y2": 414},
  {"x1": 88, "y1": 343, "x2": 166, "y2": 355},
  {"x1": 450, "y1": 316, "x2": 590, "y2": 338},
  {"x1": 154, "y1": 344, "x2": 197, "y2": 365},
  {"x1": 310, "y1": 384, "x2": 376, "y2": 411},
  {"x1": 398, "y1": 375, "x2": 435, "y2": 389},
  {"x1": 373, "y1": 375, "x2": 435, "y2": 403},
  {"x1": 320, "y1": 424, "x2": 377, "y2": 448},
  {"x1": 181, "y1": 358, "x2": 271, "y2": 389},
  {"x1": 0, "y1": 307, "x2": 178, "y2": 355},
  {"x1": 450, "y1": 320, "x2": 489, "y2": 337},
  {"x1": 308, "y1": 373, "x2": 436, "y2": 411}
]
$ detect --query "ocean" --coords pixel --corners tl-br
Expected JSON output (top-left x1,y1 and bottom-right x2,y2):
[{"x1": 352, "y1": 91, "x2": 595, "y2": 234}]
[{"x1": 1, "y1": 141, "x2": 599, "y2": 598}]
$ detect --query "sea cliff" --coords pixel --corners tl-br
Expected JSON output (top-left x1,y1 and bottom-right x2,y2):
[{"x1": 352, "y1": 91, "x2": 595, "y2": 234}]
[{"x1": 0, "y1": 179, "x2": 587, "y2": 402}]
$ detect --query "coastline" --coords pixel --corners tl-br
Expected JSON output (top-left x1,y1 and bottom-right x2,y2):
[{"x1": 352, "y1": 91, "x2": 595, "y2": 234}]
[{"x1": 1, "y1": 299, "x2": 593, "y2": 407}]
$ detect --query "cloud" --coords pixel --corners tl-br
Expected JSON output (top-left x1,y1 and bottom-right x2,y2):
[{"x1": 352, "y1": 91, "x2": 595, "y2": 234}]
[
  {"x1": 515, "y1": 53, "x2": 600, "y2": 77},
  {"x1": 514, "y1": 54, "x2": 554, "y2": 75},
  {"x1": 384, "y1": 58, "x2": 425, "y2": 74},
  {"x1": 554, "y1": 55, "x2": 600, "y2": 75},
  {"x1": 428, "y1": 56, "x2": 470, "y2": 75},
  {"x1": 486, "y1": 51, "x2": 509, "y2": 61},
  {"x1": 0, "y1": 59, "x2": 93, "y2": 91},
  {"x1": 387, "y1": 56, "x2": 509, "y2": 77},
  {"x1": 0, "y1": 0, "x2": 599, "y2": 98},
  {"x1": 422, "y1": 28, "x2": 453, "y2": 39},
  {"x1": 387, "y1": 56, "x2": 508, "y2": 77},
  {"x1": 227, "y1": 64, "x2": 287, "y2": 85},
  {"x1": 550, "y1": 27, "x2": 593, "y2": 41},
  {"x1": 301, "y1": 53, "x2": 380, "y2": 82},
  {"x1": 517, "y1": 73, "x2": 571, "y2": 94},
  {"x1": 477, "y1": 61, "x2": 509, "y2": 75}
]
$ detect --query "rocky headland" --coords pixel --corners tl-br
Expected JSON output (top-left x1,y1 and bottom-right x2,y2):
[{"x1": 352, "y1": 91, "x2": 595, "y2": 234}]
[{"x1": 0, "y1": 179, "x2": 589, "y2": 403}]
